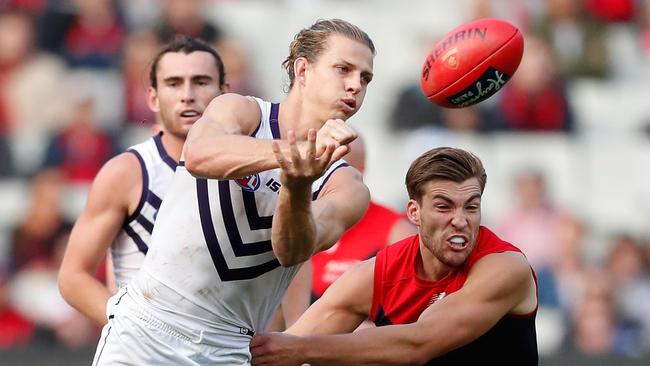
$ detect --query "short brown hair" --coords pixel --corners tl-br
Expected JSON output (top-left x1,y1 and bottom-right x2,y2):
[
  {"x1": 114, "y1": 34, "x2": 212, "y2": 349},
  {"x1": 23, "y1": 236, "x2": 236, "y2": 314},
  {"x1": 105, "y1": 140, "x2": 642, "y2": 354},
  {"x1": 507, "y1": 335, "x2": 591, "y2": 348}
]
[
  {"x1": 149, "y1": 35, "x2": 226, "y2": 89},
  {"x1": 282, "y1": 19, "x2": 375, "y2": 89},
  {"x1": 405, "y1": 147, "x2": 487, "y2": 201}
]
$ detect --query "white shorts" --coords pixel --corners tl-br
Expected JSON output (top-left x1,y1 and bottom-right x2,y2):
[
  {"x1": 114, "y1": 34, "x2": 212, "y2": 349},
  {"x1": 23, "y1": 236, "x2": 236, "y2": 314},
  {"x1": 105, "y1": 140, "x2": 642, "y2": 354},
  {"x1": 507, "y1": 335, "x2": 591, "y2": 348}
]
[{"x1": 92, "y1": 287, "x2": 252, "y2": 365}]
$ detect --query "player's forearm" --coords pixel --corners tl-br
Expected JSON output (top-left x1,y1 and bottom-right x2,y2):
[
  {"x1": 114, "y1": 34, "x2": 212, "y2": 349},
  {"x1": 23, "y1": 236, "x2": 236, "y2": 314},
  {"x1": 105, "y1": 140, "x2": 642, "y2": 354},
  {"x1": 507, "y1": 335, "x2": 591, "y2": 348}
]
[
  {"x1": 184, "y1": 135, "x2": 279, "y2": 179},
  {"x1": 58, "y1": 271, "x2": 113, "y2": 326},
  {"x1": 301, "y1": 325, "x2": 427, "y2": 366},
  {"x1": 301, "y1": 289, "x2": 504, "y2": 365},
  {"x1": 271, "y1": 185, "x2": 316, "y2": 267},
  {"x1": 286, "y1": 301, "x2": 367, "y2": 336}
]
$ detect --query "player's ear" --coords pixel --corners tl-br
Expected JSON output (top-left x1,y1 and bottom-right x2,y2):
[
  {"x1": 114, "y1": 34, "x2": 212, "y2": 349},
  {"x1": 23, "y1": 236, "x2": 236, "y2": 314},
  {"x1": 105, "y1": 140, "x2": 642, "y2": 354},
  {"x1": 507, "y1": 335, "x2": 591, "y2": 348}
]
[
  {"x1": 220, "y1": 81, "x2": 231, "y2": 93},
  {"x1": 147, "y1": 86, "x2": 160, "y2": 113},
  {"x1": 406, "y1": 199, "x2": 421, "y2": 226},
  {"x1": 294, "y1": 57, "x2": 308, "y2": 86}
]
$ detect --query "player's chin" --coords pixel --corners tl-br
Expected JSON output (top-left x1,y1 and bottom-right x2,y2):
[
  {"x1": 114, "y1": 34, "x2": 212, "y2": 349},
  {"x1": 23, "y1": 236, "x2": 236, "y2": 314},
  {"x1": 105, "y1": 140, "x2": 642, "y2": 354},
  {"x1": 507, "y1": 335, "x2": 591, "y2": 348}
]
[
  {"x1": 333, "y1": 108, "x2": 356, "y2": 121},
  {"x1": 171, "y1": 123, "x2": 193, "y2": 137},
  {"x1": 179, "y1": 115, "x2": 201, "y2": 126},
  {"x1": 442, "y1": 252, "x2": 470, "y2": 268}
]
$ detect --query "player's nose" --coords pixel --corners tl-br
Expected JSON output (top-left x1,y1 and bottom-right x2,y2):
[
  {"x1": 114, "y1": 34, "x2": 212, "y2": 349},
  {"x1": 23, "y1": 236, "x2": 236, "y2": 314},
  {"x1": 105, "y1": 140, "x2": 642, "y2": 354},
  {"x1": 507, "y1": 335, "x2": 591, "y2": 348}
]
[
  {"x1": 345, "y1": 75, "x2": 362, "y2": 95},
  {"x1": 450, "y1": 210, "x2": 468, "y2": 229},
  {"x1": 181, "y1": 83, "x2": 196, "y2": 103}
]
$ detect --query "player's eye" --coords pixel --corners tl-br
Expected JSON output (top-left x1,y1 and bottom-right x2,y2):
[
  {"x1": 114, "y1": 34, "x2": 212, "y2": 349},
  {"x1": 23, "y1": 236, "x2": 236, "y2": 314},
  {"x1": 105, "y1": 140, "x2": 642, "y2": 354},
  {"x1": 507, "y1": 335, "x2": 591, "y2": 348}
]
[
  {"x1": 336, "y1": 65, "x2": 349, "y2": 73},
  {"x1": 195, "y1": 77, "x2": 212, "y2": 86}
]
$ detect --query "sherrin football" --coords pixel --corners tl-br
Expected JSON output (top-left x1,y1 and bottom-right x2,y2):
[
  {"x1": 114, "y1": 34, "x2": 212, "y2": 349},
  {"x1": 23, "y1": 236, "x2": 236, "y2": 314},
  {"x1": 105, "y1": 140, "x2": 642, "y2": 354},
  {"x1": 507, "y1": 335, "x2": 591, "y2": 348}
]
[{"x1": 420, "y1": 18, "x2": 524, "y2": 108}]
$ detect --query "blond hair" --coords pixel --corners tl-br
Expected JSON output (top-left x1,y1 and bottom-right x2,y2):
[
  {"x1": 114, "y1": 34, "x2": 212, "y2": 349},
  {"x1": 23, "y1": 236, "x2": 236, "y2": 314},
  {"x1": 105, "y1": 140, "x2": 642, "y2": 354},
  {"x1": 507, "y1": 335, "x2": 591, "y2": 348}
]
[{"x1": 282, "y1": 19, "x2": 375, "y2": 89}]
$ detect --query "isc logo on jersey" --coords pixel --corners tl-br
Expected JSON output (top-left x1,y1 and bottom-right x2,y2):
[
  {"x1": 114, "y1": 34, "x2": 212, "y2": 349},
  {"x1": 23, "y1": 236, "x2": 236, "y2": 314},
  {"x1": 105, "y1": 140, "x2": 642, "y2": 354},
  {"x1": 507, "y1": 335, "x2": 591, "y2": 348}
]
[{"x1": 235, "y1": 174, "x2": 261, "y2": 192}]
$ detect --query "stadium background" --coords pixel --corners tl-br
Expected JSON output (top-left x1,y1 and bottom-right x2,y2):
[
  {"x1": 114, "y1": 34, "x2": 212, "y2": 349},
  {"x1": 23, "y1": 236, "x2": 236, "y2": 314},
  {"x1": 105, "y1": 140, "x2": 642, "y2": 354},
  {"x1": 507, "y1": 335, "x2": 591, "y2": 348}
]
[{"x1": 0, "y1": 0, "x2": 649, "y2": 364}]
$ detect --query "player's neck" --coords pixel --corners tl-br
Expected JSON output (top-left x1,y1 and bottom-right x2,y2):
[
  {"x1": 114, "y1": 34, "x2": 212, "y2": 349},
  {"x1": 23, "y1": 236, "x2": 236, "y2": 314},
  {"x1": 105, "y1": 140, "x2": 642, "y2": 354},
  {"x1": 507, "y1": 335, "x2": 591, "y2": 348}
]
[
  {"x1": 159, "y1": 131, "x2": 184, "y2": 162},
  {"x1": 279, "y1": 91, "x2": 324, "y2": 140},
  {"x1": 417, "y1": 244, "x2": 455, "y2": 281}
]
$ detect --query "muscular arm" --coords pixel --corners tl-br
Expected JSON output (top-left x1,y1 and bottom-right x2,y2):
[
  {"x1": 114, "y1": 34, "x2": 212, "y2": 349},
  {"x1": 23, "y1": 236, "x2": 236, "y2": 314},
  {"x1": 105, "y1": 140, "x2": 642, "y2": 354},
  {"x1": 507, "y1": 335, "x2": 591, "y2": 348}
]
[
  {"x1": 271, "y1": 166, "x2": 369, "y2": 266},
  {"x1": 58, "y1": 153, "x2": 141, "y2": 326},
  {"x1": 311, "y1": 167, "x2": 369, "y2": 254},
  {"x1": 305, "y1": 252, "x2": 535, "y2": 365},
  {"x1": 183, "y1": 94, "x2": 282, "y2": 179},
  {"x1": 184, "y1": 93, "x2": 353, "y2": 180},
  {"x1": 252, "y1": 252, "x2": 537, "y2": 365},
  {"x1": 287, "y1": 258, "x2": 374, "y2": 336}
]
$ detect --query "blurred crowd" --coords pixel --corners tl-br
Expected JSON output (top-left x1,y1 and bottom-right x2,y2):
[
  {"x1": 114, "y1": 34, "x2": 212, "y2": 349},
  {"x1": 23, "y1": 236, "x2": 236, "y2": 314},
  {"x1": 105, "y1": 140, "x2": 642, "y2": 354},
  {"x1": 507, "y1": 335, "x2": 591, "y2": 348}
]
[{"x1": 0, "y1": 0, "x2": 649, "y2": 361}]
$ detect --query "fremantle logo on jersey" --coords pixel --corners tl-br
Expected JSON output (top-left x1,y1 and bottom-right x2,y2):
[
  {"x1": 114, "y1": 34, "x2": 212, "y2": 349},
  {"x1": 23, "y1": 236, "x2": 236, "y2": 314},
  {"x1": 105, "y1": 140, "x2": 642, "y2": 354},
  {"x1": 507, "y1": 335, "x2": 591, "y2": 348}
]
[{"x1": 235, "y1": 174, "x2": 261, "y2": 192}]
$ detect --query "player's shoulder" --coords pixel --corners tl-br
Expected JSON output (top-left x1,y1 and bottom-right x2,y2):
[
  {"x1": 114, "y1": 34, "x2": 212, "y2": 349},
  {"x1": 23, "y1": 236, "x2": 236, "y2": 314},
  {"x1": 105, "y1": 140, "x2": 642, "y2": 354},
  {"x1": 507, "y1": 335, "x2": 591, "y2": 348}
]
[
  {"x1": 470, "y1": 250, "x2": 531, "y2": 282},
  {"x1": 205, "y1": 93, "x2": 263, "y2": 134},
  {"x1": 319, "y1": 163, "x2": 368, "y2": 198},
  {"x1": 207, "y1": 93, "x2": 261, "y2": 117},
  {"x1": 333, "y1": 256, "x2": 376, "y2": 291},
  {"x1": 466, "y1": 250, "x2": 537, "y2": 314},
  {"x1": 93, "y1": 151, "x2": 143, "y2": 189},
  {"x1": 350, "y1": 256, "x2": 376, "y2": 274},
  {"x1": 83, "y1": 151, "x2": 143, "y2": 210},
  {"x1": 332, "y1": 163, "x2": 364, "y2": 183},
  {"x1": 209, "y1": 92, "x2": 259, "y2": 107}
]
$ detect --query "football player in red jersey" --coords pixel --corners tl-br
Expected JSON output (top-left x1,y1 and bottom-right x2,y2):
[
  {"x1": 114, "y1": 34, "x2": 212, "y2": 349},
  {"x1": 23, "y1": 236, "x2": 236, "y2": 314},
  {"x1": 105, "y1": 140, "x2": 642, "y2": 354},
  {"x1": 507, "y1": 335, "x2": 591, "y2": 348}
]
[{"x1": 251, "y1": 147, "x2": 538, "y2": 365}]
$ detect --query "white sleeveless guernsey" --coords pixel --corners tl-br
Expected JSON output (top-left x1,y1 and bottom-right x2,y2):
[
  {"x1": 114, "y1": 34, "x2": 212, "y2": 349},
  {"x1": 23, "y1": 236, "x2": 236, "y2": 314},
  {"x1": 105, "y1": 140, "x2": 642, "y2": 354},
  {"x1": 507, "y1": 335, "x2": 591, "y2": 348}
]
[
  {"x1": 105, "y1": 98, "x2": 349, "y2": 359},
  {"x1": 111, "y1": 132, "x2": 177, "y2": 288}
]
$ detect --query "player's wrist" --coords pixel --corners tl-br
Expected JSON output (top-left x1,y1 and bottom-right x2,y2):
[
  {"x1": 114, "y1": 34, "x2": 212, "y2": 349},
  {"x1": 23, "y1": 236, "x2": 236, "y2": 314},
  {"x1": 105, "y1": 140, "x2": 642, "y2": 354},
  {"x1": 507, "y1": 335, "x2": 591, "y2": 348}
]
[
  {"x1": 299, "y1": 335, "x2": 320, "y2": 364},
  {"x1": 280, "y1": 177, "x2": 314, "y2": 195}
]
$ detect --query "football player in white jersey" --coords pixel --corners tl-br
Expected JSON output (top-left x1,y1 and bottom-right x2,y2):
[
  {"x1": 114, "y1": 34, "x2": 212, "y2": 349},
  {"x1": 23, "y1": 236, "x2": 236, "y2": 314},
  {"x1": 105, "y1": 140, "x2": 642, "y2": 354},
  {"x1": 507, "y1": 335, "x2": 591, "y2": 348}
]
[
  {"x1": 91, "y1": 19, "x2": 375, "y2": 365},
  {"x1": 58, "y1": 36, "x2": 230, "y2": 326}
]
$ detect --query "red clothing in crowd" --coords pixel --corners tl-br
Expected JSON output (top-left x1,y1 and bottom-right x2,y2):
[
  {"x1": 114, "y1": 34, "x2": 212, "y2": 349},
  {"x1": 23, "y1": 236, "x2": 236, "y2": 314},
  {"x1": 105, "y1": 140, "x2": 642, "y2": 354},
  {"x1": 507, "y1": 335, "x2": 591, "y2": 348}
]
[{"x1": 311, "y1": 201, "x2": 404, "y2": 300}]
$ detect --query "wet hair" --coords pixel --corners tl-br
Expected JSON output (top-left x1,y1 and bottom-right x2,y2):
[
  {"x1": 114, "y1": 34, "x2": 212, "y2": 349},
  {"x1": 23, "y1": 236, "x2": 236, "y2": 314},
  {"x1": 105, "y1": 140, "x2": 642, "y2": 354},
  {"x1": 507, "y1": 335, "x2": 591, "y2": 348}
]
[
  {"x1": 149, "y1": 35, "x2": 226, "y2": 89},
  {"x1": 282, "y1": 18, "x2": 375, "y2": 89},
  {"x1": 405, "y1": 147, "x2": 487, "y2": 201}
]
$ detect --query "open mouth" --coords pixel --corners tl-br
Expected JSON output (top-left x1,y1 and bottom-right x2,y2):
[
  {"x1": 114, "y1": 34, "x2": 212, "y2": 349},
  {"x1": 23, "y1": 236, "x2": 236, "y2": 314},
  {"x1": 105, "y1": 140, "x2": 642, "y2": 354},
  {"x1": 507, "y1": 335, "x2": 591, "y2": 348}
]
[
  {"x1": 180, "y1": 110, "x2": 201, "y2": 118},
  {"x1": 447, "y1": 235, "x2": 469, "y2": 250}
]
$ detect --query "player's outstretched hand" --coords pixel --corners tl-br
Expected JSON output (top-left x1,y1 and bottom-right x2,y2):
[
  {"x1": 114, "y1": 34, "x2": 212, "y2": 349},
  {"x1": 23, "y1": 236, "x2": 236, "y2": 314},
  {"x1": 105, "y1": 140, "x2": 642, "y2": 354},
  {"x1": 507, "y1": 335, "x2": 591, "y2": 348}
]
[
  {"x1": 250, "y1": 332, "x2": 305, "y2": 366},
  {"x1": 272, "y1": 129, "x2": 347, "y2": 190}
]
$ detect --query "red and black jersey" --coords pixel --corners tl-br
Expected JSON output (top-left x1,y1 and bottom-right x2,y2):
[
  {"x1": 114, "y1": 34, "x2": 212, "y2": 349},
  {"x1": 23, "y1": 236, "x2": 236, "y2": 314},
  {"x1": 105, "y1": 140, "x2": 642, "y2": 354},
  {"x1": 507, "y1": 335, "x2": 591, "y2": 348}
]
[
  {"x1": 370, "y1": 226, "x2": 538, "y2": 365},
  {"x1": 311, "y1": 201, "x2": 404, "y2": 300}
]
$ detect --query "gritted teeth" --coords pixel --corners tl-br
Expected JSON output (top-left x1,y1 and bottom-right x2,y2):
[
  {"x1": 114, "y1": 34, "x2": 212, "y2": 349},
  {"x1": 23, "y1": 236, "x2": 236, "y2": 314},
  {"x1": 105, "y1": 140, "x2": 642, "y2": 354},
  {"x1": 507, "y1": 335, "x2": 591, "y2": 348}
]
[{"x1": 450, "y1": 236, "x2": 467, "y2": 245}]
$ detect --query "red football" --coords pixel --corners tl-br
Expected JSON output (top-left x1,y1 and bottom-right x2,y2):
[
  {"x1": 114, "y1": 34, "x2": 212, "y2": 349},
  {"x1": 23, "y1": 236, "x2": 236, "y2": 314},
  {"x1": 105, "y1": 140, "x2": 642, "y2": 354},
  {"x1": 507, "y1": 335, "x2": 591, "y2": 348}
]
[{"x1": 420, "y1": 18, "x2": 524, "y2": 108}]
